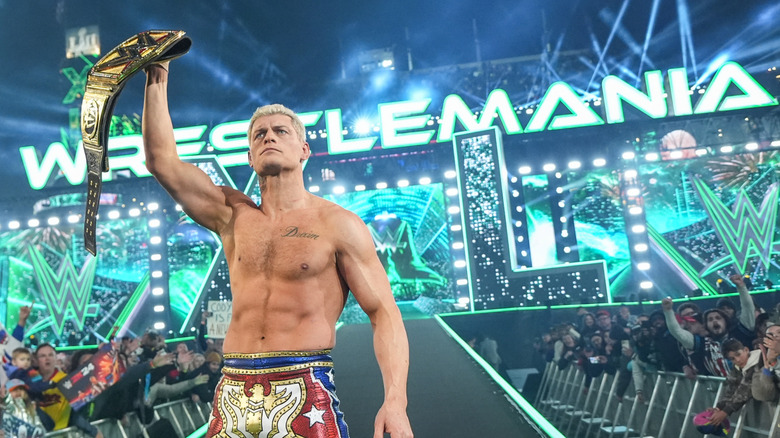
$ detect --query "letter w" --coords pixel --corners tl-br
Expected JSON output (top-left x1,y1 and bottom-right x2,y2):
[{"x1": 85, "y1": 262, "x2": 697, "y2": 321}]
[
  {"x1": 693, "y1": 178, "x2": 779, "y2": 276},
  {"x1": 19, "y1": 143, "x2": 86, "y2": 190},
  {"x1": 28, "y1": 246, "x2": 98, "y2": 335}
]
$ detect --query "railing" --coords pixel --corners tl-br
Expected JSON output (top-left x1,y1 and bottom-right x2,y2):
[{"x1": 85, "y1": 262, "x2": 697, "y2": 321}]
[
  {"x1": 42, "y1": 399, "x2": 212, "y2": 438},
  {"x1": 534, "y1": 362, "x2": 780, "y2": 438}
]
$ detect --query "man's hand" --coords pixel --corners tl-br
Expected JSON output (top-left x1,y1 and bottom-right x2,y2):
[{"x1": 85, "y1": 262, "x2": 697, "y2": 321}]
[
  {"x1": 152, "y1": 352, "x2": 175, "y2": 368},
  {"x1": 193, "y1": 374, "x2": 210, "y2": 386},
  {"x1": 661, "y1": 297, "x2": 674, "y2": 312},
  {"x1": 18, "y1": 299, "x2": 34, "y2": 326},
  {"x1": 177, "y1": 350, "x2": 194, "y2": 366},
  {"x1": 729, "y1": 274, "x2": 745, "y2": 287},
  {"x1": 374, "y1": 402, "x2": 413, "y2": 438},
  {"x1": 709, "y1": 408, "x2": 729, "y2": 426}
]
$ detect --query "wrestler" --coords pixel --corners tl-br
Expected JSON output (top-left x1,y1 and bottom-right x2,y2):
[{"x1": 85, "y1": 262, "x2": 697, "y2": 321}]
[{"x1": 141, "y1": 62, "x2": 412, "y2": 438}]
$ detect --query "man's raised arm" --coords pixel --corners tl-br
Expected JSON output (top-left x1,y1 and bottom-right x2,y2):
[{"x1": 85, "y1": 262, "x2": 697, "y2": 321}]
[{"x1": 142, "y1": 64, "x2": 233, "y2": 232}]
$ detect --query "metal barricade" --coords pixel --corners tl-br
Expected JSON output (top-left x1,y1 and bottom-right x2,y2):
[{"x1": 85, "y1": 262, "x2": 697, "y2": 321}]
[{"x1": 532, "y1": 363, "x2": 780, "y2": 438}]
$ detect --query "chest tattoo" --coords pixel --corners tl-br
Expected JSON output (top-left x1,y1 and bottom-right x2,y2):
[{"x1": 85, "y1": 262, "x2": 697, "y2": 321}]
[{"x1": 281, "y1": 226, "x2": 320, "y2": 240}]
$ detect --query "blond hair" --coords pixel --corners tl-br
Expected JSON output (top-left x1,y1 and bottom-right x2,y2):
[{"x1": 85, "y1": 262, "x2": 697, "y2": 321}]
[{"x1": 247, "y1": 104, "x2": 306, "y2": 143}]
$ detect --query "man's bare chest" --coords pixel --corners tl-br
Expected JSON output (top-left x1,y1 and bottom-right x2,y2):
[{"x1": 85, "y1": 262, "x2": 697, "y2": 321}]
[{"x1": 230, "y1": 218, "x2": 335, "y2": 279}]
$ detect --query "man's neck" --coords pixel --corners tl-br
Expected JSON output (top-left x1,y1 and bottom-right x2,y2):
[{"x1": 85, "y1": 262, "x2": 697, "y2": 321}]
[
  {"x1": 257, "y1": 172, "x2": 310, "y2": 212},
  {"x1": 41, "y1": 368, "x2": 57, "y2": 381}
]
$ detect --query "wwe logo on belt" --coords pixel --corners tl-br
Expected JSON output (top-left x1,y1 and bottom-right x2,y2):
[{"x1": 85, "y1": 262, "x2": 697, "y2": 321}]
[{"x1": 218, "y1": 378, "x2": 305, "y2": 437}]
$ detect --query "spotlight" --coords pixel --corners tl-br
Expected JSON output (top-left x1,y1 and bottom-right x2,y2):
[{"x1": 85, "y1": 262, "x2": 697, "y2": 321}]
[
  {"x1": 745, "y1": 142, "x2": 758, "y2": 151},
  {"x1": 418, "y1": 177, "x2": 431, "y2": 185},
  {"x1": 640, "y1": 281, "x2": 653, "y2": 289},
  {"x1": 622, "y1": 151, "x2": 636, "y2": 160},
  {"x1": 542, "y1": 163, "x2": 556, "y2": 172},
  {"x1": 67, "y1": 214, "x2": 80, "y2": 223},
  {"x1": 568, "y1": 161, "x2": 581, "y2": 169},
  {"x1": 637, "y1": 262, "x2": 651, "y2": 270},
  {"x1": 397, "y1": 180, "x2": 409, "y2": 188},
  {"x1": 593, "y1": 158, "x2": 606, "y2": 167},
  {"x1": 309, "y1": 185, "x2": 320, "y2": 193},
  {"x1": 27, "y1": 219, "x2": 40, "y2": 227},
  {"x1": 720, "y1": 145, "x2": 733, "y2": 153},
  {"x1": 518, "y1": 165, "x2": 532, "y2": 175},
  {"x1": 47, "y1": 217, "x2": 60, "y2": 226}
]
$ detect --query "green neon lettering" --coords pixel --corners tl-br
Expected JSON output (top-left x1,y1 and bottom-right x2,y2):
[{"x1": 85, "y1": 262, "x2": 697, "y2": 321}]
[
  {"x1": 325, "y1": 109, "x2": 378, "y2": 154},
  {"x1": 437, "y1": 89, "x2": 522, "y2": 142},
  {"x1": 695, "y1": 61, "x2": 778, "y2": 114},
  {"x1": 526, "y1": 82, "x2": 604, "y2": 132},
  {"x1": 379, "y1": 99, "x2": 435, "y2": 148},
  {"x1": 666, "y1": 68, "x2": 693, "y2": 116},
  {"x1": 20, "y1": 142, "x2": 86, "y2": 190},
  {"x1": 602, "y1": 70, "x2": 667, "y2": 123}
]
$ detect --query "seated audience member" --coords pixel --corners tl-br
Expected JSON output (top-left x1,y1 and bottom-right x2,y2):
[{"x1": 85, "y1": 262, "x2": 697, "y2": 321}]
[
  {"x1": 3, "y1": 378, "x2": 47, "y2": 436},
  {"x1": 752, "y1": 323, "x2": 780, "y2": 402},
  {"x1": 703, "y1": 339, "x2": 763, "y2": 428}
]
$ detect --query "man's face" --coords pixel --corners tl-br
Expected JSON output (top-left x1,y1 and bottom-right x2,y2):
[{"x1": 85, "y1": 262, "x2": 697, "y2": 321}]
[
  {"x1": 248, "y1": 114, "x2": 309, "y2": 177},
  {"x1": 764, "y1": 326, "x2": 780, "y2": 352},
  {"x1": 208, "y1": 361, "x2": 221, "y2": 373},
  {"x1": 36, "y1": 346, "x2": 56, "y2": 375},
  {"x1": 706, "y1": 312, "x2": 727, "y2": 336},
  {"x1": 619, "y1": 307, "x2": 630, "y2": 319},
  {"x1": 718, "y1": 306, "x2": 735, "y2": 320},
  {"x1": 651, "y1": 316, "x2": 665, "y2": 330},
  {"x1": 727, "y1": 347, "x2": 750, "y2": 369},
  {"x1": 176, "y1": 343, "x2": 188, "y2": 354},
  {"x1": 679, "y1": 307, "x2": 696, "y2": 318},
  {"x1": 591, "y1": 335, "x2": 603, "y2": 349},
  {"x1": 597, "y1": 315, "x2": 611, "y2": 330},
  {"x1": 13, "y1": 354, "x2": 31, "y2": 370}
]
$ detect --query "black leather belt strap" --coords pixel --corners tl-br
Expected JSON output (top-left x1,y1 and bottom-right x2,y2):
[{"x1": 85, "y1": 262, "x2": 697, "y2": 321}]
[{"x1": 81, "y1": 30, "x2": 191, "y2": 255}]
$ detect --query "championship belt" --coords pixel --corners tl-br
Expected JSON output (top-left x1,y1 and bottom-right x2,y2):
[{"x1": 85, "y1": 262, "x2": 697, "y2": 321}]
[{"x1": 81, "y1": 30, "x2": 191, "y2": 255}]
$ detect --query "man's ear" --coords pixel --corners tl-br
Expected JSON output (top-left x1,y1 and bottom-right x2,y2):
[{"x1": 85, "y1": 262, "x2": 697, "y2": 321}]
[
  {"x1": 247, "y1": 150, "x2": 253, "y2": 167},
  {"x1": 301, "y1": 141, "x2": 311, "y2": 162}
]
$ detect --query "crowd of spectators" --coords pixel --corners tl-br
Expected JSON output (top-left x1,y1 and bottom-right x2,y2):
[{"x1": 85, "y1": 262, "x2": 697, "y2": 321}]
[
  {"x1": 535, "y1": 274, "x2": 780, "y2": 430},
  {"x1": 0, "y1": 310, "x2": 221, "y2": 438}
]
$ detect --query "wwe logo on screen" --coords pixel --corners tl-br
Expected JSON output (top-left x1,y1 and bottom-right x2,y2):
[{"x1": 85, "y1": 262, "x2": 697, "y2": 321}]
[
  {"x1": 692, "y1": 178, "x2": 780, "y2": 277},
  {"x1": 28, "y1": 246, "x2": 99, "y2": 335}
]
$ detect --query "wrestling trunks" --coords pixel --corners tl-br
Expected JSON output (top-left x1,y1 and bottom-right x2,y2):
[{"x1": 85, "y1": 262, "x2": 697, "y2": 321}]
[{"x1": 207, "y1": 350, "x2": 349, "y2": 438}]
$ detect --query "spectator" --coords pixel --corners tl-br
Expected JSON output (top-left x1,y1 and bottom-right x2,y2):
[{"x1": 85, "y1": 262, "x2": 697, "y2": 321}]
[
  {"x1": 706, "y1": 275, "x2": 756, "y2": 349},
  {"x1": 578, "y1": 313, "x2": 598, "y2": 339},
  {"x1": 86, "y1": 349, "x2": 176, "y2": 425},
  {"x1": 553, "y1": 333, "x2": 578, "y2": 370},
  {"x1": 3, "y1": 379, "x2": 46, "y2": 436},
  {"x1": 662, "y1": 298, "x2": 730, "y2": 377},
  {"x1": 186, "y1": 352, "x2": 223, "y2": 403},
  {"x1": 677, "y1": 302, "x2": 701, "y2": 319},
  {"x1": 649, "y1": 310, "x2": 687, "y2": 372},
  {"x1": 752, "y1": 323, "x2": 780, "y2": 402},
  {"x1": 704, "y1": 339, "x2": 763, "y2": 428},
  {"x1": 4, "y1": 348, "x2": 39, "y2": 382},
  {"x1": 27, "y1": 344, "x2": 100, "y2": 437}
]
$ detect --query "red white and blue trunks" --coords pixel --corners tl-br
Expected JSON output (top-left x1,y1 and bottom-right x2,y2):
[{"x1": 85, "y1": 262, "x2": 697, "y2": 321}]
[{"x1": 207, "y1": 350, "x2": 349, "y2": 438}]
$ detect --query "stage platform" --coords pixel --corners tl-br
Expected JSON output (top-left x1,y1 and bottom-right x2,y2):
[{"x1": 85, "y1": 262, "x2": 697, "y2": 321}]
[{"x1": 332, "y1": 318, "x2": 552, "y2": 437}]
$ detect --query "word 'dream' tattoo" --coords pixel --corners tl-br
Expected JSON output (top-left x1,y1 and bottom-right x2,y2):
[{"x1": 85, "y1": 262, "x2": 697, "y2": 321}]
[{"x1": 281, "y1": 226, "x2": 320, "y2": 240}]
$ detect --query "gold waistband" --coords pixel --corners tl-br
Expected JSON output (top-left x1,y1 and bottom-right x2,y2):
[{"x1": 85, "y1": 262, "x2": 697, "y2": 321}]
[
  {"x1": 222, "y1": 349, "x2": 332, "y2": 359},
  {"x1": 222, "y1": 361, "x2": 334, "y2": 375}
]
